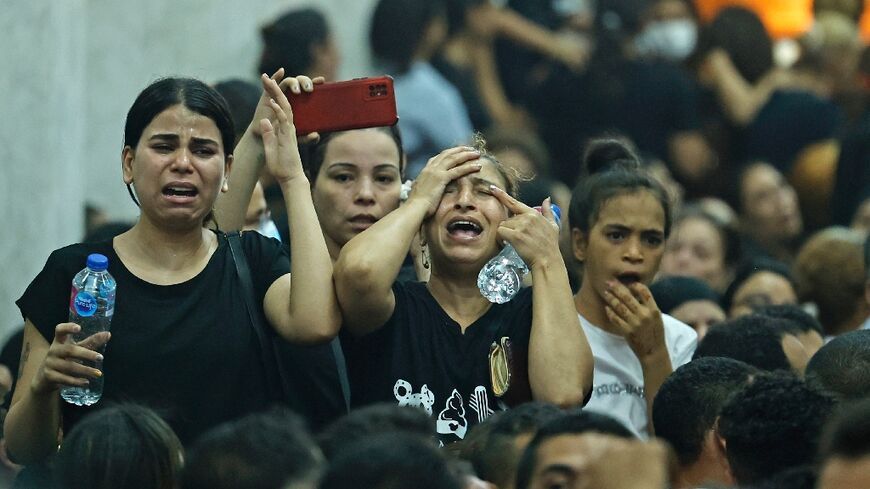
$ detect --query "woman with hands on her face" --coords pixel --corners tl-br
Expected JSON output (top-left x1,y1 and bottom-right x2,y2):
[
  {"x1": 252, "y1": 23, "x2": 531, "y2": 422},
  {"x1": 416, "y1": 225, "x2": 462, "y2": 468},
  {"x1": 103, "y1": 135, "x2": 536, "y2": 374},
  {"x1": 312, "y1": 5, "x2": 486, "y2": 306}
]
[
  {"x1": 334, "y1": 141, "x2": 592, "y2": 445},
  {"x1": 569, "y1": 138, "x2": 697, "y2": 439},
  {"x1": 6, "y1": 73, "x2": 339, "y2": 465}
]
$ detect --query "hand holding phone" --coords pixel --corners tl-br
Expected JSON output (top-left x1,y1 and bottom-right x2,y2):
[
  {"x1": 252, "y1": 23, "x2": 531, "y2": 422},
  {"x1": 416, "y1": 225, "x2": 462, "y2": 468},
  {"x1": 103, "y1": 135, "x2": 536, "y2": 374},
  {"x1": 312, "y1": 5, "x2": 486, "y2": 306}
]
[{"x1": 287, "y1": 76, "x2": 399, "y2": 135}]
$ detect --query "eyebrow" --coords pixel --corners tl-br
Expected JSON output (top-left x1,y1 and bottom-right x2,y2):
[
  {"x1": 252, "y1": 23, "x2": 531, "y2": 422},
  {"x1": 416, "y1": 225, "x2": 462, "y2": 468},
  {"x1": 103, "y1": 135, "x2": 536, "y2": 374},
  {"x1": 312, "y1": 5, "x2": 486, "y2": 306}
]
[
  {"x1": 603, "y1": 223, "x2": 664, "y2": 235},
  {"x1": 148, "y1": 134, "x2": 219, "y2": 146},
  {"x1": 470, "y1": 177, "x2": 499, "y2": 188},
  {"x1": 326, "y1": 162, "x2": 400, "y2": 171}
]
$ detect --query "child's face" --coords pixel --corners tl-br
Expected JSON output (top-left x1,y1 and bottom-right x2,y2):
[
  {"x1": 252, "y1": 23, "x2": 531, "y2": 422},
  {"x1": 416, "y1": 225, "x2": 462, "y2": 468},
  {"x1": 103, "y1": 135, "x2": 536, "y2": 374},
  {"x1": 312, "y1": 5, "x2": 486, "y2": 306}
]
[{"x1": 573, "y1": 190, "x2": 667, "y2": 299}]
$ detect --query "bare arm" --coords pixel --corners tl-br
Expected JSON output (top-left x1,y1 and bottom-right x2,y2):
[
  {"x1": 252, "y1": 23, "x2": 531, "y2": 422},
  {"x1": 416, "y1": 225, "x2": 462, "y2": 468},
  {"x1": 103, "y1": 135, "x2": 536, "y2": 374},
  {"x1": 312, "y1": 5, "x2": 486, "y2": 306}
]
[
  {"x1": 493, "y1": 191, "x2": 592, "y2": 406},
  {"x1": 491, "y1": 7, "x2": 591, "y2": 72},
  {"x1": 214, "y1": 70, "x2": 322, "y2": 232},
  {"x1": 702, "y1": 50, "x2": 792, "y2": 127},
  {"x1": 5, "y1": 321, "x2": 108, "y2": 464},
  {"x1": 334, "y1": 147, "x2": 483, "y2": 335},
  {"x1": 603, "y1": 282, "x2": 671, "y2": 436},
  {"x1": 258, "y1": 86, "x2": 340, "y2": 344}
]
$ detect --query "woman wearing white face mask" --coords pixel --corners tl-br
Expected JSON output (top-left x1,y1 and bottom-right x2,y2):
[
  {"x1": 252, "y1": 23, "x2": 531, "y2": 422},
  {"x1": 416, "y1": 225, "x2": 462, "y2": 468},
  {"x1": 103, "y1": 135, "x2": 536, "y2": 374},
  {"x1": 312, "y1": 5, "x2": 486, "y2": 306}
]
[{"x1": 633, "y1": 0, "x2": 699, "y2": 62}]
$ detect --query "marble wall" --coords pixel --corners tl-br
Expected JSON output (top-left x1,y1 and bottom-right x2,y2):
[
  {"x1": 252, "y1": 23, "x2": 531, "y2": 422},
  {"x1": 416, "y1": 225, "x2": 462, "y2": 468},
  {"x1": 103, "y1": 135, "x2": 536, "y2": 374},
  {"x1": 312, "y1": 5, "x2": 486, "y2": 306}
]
[{"x1": 0, "y1": 0, "x2": 378, "y2": 341}]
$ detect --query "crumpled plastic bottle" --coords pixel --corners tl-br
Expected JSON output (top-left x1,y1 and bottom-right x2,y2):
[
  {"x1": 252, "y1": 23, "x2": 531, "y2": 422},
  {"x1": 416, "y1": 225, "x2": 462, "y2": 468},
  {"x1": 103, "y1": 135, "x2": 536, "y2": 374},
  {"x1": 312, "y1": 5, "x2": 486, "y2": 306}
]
[{"x1": 477, "y1": 204, "x2": 561, "y2": 303}]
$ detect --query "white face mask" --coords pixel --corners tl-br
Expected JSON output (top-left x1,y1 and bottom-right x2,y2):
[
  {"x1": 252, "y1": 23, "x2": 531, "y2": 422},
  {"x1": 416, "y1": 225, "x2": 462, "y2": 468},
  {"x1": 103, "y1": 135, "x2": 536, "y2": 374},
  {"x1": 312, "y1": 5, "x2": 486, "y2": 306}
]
[{"x1": 635, "y1": 19, "x2": 698, "y2": 62}]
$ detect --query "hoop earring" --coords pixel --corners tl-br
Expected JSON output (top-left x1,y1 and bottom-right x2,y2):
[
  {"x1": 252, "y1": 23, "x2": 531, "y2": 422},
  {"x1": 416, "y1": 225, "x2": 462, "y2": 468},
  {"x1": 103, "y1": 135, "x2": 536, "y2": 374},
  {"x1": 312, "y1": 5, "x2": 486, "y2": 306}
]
[{"x1": 421, "y1": 243, "x2": 430, "y2": 270}]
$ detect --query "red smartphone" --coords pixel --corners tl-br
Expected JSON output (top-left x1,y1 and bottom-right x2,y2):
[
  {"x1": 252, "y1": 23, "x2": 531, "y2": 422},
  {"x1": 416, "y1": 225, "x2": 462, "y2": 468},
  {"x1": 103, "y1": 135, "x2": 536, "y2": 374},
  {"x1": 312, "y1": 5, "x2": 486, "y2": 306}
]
[{"x1": 288, "y1": 76, "x2": 399, "y2": 135}]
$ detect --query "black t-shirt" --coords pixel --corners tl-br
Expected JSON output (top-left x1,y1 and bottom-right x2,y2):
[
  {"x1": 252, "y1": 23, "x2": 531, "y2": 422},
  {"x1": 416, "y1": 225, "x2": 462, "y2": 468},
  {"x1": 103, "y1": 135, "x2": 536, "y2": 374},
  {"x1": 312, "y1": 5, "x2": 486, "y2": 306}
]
[
  {"x1": 17, "y1": 231, "x2": 292, "y2": 444},
  {"x1": 341, "y1": 281, "x2": 533, "y2": 445}
]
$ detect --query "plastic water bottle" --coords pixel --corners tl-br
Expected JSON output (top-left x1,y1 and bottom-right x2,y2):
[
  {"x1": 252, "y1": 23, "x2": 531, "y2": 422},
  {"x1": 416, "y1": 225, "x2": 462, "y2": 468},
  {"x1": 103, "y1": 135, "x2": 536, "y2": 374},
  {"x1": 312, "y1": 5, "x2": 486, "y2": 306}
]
[
  {"x1": 478, "y1": 204, "x2": 561, "y2": 304},
  {"x1": 61, "y1": 253, "x2": 115, "y2": 406}
]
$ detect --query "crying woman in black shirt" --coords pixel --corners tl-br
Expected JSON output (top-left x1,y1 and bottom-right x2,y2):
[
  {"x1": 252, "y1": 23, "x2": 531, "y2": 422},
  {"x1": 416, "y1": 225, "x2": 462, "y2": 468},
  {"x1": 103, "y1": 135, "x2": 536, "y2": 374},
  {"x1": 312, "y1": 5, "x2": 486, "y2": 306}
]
[{"x1": 334, "y1": 140, "x2": 592, "y2": 444}]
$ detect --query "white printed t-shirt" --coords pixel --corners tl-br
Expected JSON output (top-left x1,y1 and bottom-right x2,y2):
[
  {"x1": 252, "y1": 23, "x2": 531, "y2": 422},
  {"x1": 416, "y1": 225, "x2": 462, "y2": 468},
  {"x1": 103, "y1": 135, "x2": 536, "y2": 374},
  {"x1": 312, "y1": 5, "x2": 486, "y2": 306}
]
[{"x1": 580, "y1": 313, "x2": 697, "y2": 439}]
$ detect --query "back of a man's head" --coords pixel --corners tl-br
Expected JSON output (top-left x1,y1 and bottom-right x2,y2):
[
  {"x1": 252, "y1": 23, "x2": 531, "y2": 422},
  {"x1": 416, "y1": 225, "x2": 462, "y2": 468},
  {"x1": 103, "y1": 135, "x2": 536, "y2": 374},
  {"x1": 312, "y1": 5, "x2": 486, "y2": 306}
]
[
  {"x1": 817, "y1": 398, "x2": 870, "y2": 489},
  {"x1": 653, "y1": 357, "x2": 758, "y2": 468},
  {"x1": 181, "y1": 408, "x2": 322, "y2": 489},
  {"x1": 319, "y1": 433, "x2": 462, "y2": 489},
  {"x1": 693, "y1": 315, "x2": 794, "y2": 372},
  {"x1": 515, "y1": 412, "x2": 634, "y2": 489},
  {"x1": 473, "y1": 402, "x2": 563, "y2": 489},
  {"x1": 317, "y1": 403, "x2": 435, "y2": 459},
  {"x1": 718, "y1": 372, "x2": 836, "y2": 485},
  {"x1": 806, "y1": 330, "x2": 870, "y2": 401}
]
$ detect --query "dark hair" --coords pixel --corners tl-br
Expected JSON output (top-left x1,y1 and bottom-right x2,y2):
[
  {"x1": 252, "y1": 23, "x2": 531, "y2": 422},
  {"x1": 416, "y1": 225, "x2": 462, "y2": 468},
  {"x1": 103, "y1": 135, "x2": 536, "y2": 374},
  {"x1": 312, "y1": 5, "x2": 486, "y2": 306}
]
[
  {"x1": 317, "y1": 404, "x2": 435, "y2": 460},
  {"x1": 693, "y1": 315, "x2": 792, "y2": 372},
  {"x1": 124, "y1": 78, "x2": 234, "y2": 158},
  {"x1": 473, "y1": 402, "x2": 563, "y2": 489},
  {"x1": 302, "y1": 126, "x2": 405, "y2": 184},
  {"x1": 805, "y1": 330, "x2": 870, "y2": 402},
  {"x1": 819, "y1": 397, "x2": 870, "y2": 460},
  {"x1": 568, "y1": 169, "x2": 672, "y2": 238},
  {"x1": 674, "y1": 204, "x2": 743, "y2": 267},
  {"x1": 369, "y1": 0, "x2": 446, "y2": 73},
  {"x1": 212, "y1": 79, "x2": 260, "y2": 145},
  {"x1": 259, "y1": 8, "x2": 330, "y2": 77},
  {"x1": 755, "y1": 304, "x2": 824, "y2": 336},
  {"x1": 722, "y1": 258, "x2": 796, "y2": 313},
  {"x1": 718, "y1": 372, "x2": 836, "y2": 485},
  {"x1": 319, "y1": 433, "x2": 461, "y2": 489},
  {"x1": 581, "y1": 135, "x2": 642, "y2": 176},
  {"x1": 515, "y1": 412, "x2": 634, "y2": 489},
  {"x1": 649, "y1": 275, "x2": 721, "y2": 314},
  {"x1": 55, "y1": 404, "x2": 182, "y2": 489},
  {"x1": 181, "y1": 408, "x2": 322, "y2": 489},
  {"x1": 123, "y1": 78, "x2": 235, "y2": 212},
  {"x1": 696, "y1": 7, "x2": 773, "y2": 84},
  {"x1": 652, "y1": 357, "x2": 758, "y2": 467}
]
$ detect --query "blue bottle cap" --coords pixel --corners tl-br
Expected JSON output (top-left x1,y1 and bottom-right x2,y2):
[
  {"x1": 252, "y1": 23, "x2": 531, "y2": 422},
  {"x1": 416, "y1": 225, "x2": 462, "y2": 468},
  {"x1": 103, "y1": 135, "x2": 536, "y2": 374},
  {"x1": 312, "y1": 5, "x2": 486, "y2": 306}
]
[
  {"x1": 86, "y1": 253, "x2": 109, "y2": 271},
  {"x1": 550, "y1": 204, "x2": 562, "y2": 225}
]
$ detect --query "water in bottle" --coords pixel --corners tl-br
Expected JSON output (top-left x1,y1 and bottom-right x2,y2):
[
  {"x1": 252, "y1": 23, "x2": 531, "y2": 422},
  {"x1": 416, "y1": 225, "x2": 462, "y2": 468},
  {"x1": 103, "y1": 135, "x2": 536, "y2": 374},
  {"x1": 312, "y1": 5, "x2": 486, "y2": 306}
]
[
  {"x1": 61, "y1": 253, "x2": 115, "y2": 406},
  {"x1": 477, "y1": 204, "x2": 561, "y2": 304}
]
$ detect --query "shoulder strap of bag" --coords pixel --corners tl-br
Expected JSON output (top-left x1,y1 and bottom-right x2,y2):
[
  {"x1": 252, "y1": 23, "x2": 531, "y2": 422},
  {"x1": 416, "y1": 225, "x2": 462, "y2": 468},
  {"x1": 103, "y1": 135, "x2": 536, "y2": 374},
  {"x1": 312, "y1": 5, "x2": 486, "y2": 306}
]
[{"x1": 226, "y1": 231, "x2": 282, "y2": 397}]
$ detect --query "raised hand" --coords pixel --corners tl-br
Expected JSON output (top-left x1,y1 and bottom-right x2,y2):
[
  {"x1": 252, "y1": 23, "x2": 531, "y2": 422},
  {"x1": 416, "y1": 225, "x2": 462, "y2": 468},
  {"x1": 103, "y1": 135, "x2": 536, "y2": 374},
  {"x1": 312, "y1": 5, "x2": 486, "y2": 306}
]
[
  {"x1": 602, "y1": 281, "x2": 667, "y2": 359},
  {"x1": 31, "y1": 323, "x2": 110, "y2": 395},
  {"x1": 408, "y1": 146, "x2": 482, "y2": 217},
  {"x1": 251, "y1": 70, "x2": 323, "y2": 144},
  {"x1": 259, "y1": 91, "x2": 304, "y2": 185},
  {"x1": 492, "y1": 190, "x2": 561, "y2": 269}
]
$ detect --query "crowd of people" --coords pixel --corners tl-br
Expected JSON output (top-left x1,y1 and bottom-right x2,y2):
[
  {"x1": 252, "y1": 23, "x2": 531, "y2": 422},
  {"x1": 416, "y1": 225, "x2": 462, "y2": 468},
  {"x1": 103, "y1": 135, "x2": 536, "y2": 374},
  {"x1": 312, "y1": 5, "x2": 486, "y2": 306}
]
[{"x1": 2, "y1": 0, "x2": 870, "y2": 488}]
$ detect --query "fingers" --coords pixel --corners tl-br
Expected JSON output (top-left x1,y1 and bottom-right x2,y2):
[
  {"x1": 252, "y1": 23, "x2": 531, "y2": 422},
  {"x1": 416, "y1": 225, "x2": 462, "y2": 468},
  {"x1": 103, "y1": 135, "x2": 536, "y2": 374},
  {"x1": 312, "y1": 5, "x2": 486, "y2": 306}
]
[
  {"x1": 312, "y1": 76, "x2": 326, "y2": 85},
  {"x1": 444, "y1": 160, "x2": 483, "y2": 181},
  {"x1": 427, "y1": 146, "x2": 480, "y2": 169},
  {"x1": 295, "y1": 75, "x2": 314, "y2": 92},
  {"x1": 604, "y1": 304, "x2": 632, "y2": 336},
  {"x1": 298, "y1": 132, "x2": 320, "y2": 145},
  {"x1": 491, "y1": 185, "x2": 534, "y2": 215},
  {"x1": 76, "y1": 331, "x2": 111, "y2": 351},
  {"x1": 53, "y1": 322, "x2": 81, "y2": 345},
  {"x1": 605, "y1": 281, "x2": 642, "y2": 313},
  {"x1": 629, "y1": 282, "x2": 659, "y2": 310}
]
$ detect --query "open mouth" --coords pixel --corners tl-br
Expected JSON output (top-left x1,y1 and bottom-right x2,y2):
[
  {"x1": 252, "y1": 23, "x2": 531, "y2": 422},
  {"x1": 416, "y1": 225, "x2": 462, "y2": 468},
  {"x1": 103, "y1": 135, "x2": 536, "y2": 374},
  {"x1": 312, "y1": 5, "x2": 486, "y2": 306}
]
[
  {"x1": 162, "y1": 184, "x2": 198, "y2": 198},
  {"x1": 615, "y1": 272, "x2": 641, "y2": 286},
  {"x1": 446, "y1": 219, "x2": 482, "y2": 239}
]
